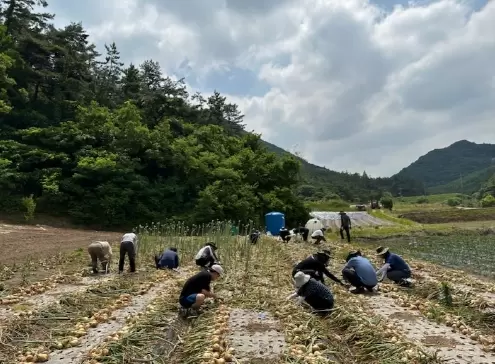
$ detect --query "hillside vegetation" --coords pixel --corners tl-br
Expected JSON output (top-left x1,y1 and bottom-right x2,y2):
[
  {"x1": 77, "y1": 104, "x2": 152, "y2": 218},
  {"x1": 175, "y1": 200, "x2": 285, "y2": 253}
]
[
  {"x1": 0, "y1": 1, "x2": 312, "y2": 227},
  {"x1": 264, "y1": 140, "x2": 425, "y2": 201},
  {"x1": 428, "y1": 166, "x2": 495, "y2": 195},
  {"x1": 395, "y1": 140, "x2": 495, "y2": 189}
]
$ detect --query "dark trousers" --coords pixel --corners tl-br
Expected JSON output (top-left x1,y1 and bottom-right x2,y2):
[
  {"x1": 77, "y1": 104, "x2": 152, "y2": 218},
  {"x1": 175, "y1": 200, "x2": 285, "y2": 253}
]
[
  {"x1": 340, "y1": 226, "x2": 351, "y2": 242},
  {"x1": 300, "y1": 228, "x2": 309, "y2": 241},
  {"x1": 119, "y1": 241, "x2": 136, "y2": 273},
  {"x1": 312, "y1": 236, "x2": 325, "y2": 245},
  {"x1": 196, "y1": 256, "x2": 214, "y2": 268},
  {"x1": 280, "y1": 232, "x2": 291, "y2": 242},
  {"x1": 342, "y1": 268, "x2": 373, "y2": 290},
  {"x1": 249, "y1": 234, "x2": 260, "y2": 244},
  {"x1": 387, "y1": 270, "x2": 411, "y2": 283}
]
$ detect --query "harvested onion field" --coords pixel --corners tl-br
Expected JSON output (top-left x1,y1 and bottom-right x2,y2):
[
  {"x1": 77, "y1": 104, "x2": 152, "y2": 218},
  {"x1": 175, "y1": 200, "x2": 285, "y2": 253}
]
[{"x1": 1, "y1": 221, "x2": 495, "y2": 363}]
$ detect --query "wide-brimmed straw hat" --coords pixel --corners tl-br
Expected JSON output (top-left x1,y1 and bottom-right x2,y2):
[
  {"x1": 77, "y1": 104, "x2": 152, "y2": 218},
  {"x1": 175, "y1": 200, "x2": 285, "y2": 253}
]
[
  {"x1": 294, "y1": 271, "x2": 311, "y2": 288},
  {"x1": 375, "y1": 246, "x2": 389, "y2": 255}
]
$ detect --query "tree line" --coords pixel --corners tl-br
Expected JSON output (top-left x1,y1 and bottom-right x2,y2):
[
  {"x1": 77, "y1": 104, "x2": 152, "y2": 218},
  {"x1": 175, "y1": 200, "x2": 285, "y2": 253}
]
[{"x1": 0, "y1": 0, "x2": 311, "y2": 227}]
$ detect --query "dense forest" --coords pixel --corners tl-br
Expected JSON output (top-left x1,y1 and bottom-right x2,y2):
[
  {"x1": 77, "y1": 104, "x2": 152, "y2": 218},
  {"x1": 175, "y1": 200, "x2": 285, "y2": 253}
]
[{"x1": 0, "y1": 0, "x2": 317, "y2": 227}]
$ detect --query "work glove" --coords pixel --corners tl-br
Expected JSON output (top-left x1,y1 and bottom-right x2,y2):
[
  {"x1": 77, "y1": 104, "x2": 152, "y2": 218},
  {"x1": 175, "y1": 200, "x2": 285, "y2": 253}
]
[{"x1": 296, "y1": 296, "x2": 305, "y2": 305}]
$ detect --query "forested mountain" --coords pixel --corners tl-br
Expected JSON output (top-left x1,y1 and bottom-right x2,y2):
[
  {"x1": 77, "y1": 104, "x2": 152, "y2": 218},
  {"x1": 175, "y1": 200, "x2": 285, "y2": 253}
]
[
  {"x1": 394, "y1": 140, "x2": 495, "y2": 190},
  {"x1": 263, "y1": 141, "x2": 424, "y2": 201},
  {"x1": 428, "y1": 166, "x2": 495, "y2": 195}
]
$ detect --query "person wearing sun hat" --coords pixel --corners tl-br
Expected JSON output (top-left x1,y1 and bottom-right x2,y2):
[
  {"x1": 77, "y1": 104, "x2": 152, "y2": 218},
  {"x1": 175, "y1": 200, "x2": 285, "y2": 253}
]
[
  {"x1": 375, "y1": 246, "x2": 411, "y2": 286},
  {"x1": 292, "y1": 249, "x2": 345, "y2": 286},
  {"x1": 286, "y1": 271, "x2": 335, "y2": 314}
]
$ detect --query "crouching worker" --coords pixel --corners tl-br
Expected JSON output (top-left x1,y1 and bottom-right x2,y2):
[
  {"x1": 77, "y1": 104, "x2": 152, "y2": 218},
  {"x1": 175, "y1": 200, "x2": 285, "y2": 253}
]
[
  {"x1": 279, "y1": 227, "x2": 291, "y2": 243},
  {"x1": 292, "y1": 250, "x2": 345, "y2": 286},
  {"x1": 287, "y1": 271, "x2": 334, "y2": 315},
  {"x1": 342, "y1": 251, "x2": 378, "y2": 294},
  {"x1": 249, "y1": 229, "x2": 261, "y2": 244},
  {"x1": 155, "y1": 247, "x2": 179, "y2": 270},
  {"x1": 87, "y1": 241, "x2": 112, "y2": 274},
  {"x1": 195, "y1": 242, "x2": 219, "y2": 269},
  {"x1": 293, "y1": 226, "x2": 309, "y2": 242},
  {"x1": 311, "y1": 228, "x2": 326, "y2": 245},
  {"x1": 178, "y1": 264, "x2": 224, "y2": 316},
  {"x1": 375, "y1": 246, "x2": 412, "y2": 287}
]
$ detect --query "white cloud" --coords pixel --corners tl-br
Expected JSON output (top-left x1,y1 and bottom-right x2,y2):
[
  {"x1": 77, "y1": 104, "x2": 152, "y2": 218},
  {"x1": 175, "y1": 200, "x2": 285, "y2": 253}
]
[{"x1": 46, "y1": 0, "x2": 495, "y2": 177}]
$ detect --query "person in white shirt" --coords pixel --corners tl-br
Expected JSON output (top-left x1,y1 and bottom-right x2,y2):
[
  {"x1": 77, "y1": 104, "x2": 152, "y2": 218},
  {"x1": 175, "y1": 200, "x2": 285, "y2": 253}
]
[
  {"x1": 311, "y1": 228, "x2": 327, "y2": 245},
  {"x1": 87, "y1": 241, "x2": 112, "y2": 274},
  {"x1": 195, "y1": 242, "x2": 219, "y2": 269},
  {"x1": 119, "y1": 231, "x2": 138, "y2": 273}
]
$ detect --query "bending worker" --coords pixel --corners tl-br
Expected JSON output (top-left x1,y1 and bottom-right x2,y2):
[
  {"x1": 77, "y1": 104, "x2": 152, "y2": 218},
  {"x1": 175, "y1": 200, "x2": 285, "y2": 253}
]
[
  {"x1": 342, "y1": 250, "x2": 378, "y2": 294},
  {"x1": 195, "y1": 242, "x2": 220, "y2": 269},
  {"x1": 375, "y1": 246, "x2": 412, "y2": 287},
  {"x1": 87, "y1": 241, "x2": 112, "y2": 274},
  {"x1": 292, "y1": 250, "x2": 345, "y2": 286},
  {"x1": 119, "y1": 231, "x2": 138, "y2": 274},
  {"x1": 155, "y1": 247, "x2": 179, "y2": 270},
  {"x1": 311, "y1": 227, "x2": 327, "y2": 245},
  {"x1": 287, "y1": 271, "x2": 334, "y2": 315},
  {"x1": 293, "y1": 226, "x2": 310, "y2": 242}
]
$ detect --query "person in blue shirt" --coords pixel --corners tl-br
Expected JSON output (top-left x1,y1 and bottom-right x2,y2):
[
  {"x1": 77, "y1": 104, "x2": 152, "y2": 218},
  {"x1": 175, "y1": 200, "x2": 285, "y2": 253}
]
[
  {"x1": 342, "y1": 251, "x2": 378, "y2": 294},
  {"x1": 155, "y1": 247, "x2": 179, "y2": 270},
  {"x1": 375, "y1": 246, "x2": 411, "y2": 286}
]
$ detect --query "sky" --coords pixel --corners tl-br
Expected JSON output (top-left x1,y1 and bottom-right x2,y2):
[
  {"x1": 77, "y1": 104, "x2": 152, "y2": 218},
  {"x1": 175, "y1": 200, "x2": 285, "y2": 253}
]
[{"x1": 43, "y1": 0, "x2": 495, "y2": 177}]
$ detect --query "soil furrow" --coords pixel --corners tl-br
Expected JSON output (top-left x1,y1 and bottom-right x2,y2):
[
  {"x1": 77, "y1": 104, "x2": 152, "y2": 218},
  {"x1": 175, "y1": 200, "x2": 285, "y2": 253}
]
[
  {"x1": 45, "y1": 273, "x2": 184, "y2": 364},
  {"x1": 367, "y1": 294, "x2": 495, "y2": 363}
]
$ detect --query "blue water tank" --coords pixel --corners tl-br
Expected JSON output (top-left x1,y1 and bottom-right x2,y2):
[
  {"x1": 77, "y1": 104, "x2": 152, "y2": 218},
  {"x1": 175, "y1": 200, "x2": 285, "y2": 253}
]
[{"x1": 265, "y1": 212, "x2": 285, "y2": 236}]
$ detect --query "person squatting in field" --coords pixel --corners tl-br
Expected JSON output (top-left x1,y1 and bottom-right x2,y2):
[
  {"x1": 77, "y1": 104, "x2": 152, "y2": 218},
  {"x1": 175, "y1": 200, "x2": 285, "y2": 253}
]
[
  {"x1": 342, "y1": 250, "x2": 378, "y2": 294},
  {"x1": 339, "y1": 211, "x2": 352, "y2": 242},
  {"x1": 292, "y1": 250, "x2": 345, "y2": 286},
  {"x1": 155, "y1": 247, "x2": 179, "y2": 270},
  {"x1": 292, "y1": 226, "x2": 310, "y2": 242},
  {"x1": 195, "y1": 242, "x2": 220, "y2": 269},
  {"x1": 178, "y1": 264, "x2": 224, "y2": 316},
  {"x1": 279, "y1": 227, "x2": 291, "y2": 243},
  {"x1": 375, "y1": 246, "x2": 412, "y2": 287},
  {"x1": 119, "y1": 231, "x2": 138, "y2": 274},
  {"x1": 249, "y1": 229, "x2": 261, "y2": 244},
  {"x1": 287, "y1": 271, "x2": 334, "y2": 315},
  {"x1": 87, "y1": 241, "x2": 113, "y2": 274},
  {"x1": 311, "y1": 227, "x2": 327, "y2": 245}
]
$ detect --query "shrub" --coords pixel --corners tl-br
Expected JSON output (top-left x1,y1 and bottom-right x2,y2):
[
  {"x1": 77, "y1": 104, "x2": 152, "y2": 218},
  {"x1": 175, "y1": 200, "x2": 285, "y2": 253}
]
[
  {"x1": 416, "y1": 197, "x2": 429, "y2": 204},
  {"x1": 481, "y1": 195, "x2": 495, "y2": 208},
  {"x1": 446, "y1": 198, "x2": 461, "y2": 207},
  {"x1": 21, "y1": 194, "x2": 36, "y2": 222}
]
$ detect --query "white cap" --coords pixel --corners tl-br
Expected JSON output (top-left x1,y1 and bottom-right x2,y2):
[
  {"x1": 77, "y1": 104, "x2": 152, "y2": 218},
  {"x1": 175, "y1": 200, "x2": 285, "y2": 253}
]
[{"x1": 210, "y1": 264, "x2": 224, "y2": 275}]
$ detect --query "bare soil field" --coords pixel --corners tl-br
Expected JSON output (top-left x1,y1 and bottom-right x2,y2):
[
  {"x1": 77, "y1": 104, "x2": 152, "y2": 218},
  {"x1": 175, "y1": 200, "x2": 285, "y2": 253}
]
[{"x1": 0, "y1": 222, "x2": 120, "y2": 266}]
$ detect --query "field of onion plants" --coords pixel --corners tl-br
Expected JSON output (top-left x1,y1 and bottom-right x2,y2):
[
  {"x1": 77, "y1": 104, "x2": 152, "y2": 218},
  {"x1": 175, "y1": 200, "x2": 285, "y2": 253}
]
[{"x1": 0, "y1": 221, "x2": 494, "y2": 363}]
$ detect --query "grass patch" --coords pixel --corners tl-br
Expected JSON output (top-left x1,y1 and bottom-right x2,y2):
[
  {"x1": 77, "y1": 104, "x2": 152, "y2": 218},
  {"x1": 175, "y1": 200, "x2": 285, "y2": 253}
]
[
  {"x1": 306, "y1": 199, "x2": 350, "y2": 211},
  {"x1": 355, "y1": 232, "x2": 495, "y2": 278},
  {"x1": 399, "y1": 208, "x2": 495, "y2": 224}
]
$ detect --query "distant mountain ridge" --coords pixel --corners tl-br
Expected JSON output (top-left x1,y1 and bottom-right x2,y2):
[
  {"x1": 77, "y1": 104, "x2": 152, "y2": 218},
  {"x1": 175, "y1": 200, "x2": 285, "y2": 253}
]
[{"x1": 393, "y1": 140, "x2": 495, "y2": 194}]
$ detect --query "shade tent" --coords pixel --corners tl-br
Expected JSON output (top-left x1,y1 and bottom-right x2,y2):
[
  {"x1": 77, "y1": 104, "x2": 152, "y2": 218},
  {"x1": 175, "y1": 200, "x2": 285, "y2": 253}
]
[{"x1": 305, "y1": 218, "x2": 324, "y2": 236}]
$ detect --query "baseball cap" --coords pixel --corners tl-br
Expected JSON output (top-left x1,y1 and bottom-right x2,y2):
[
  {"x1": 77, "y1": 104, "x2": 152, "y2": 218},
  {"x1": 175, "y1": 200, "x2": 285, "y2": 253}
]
[{"x1": 210, "y1": 264, "x2": 224, "y2": 275}]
